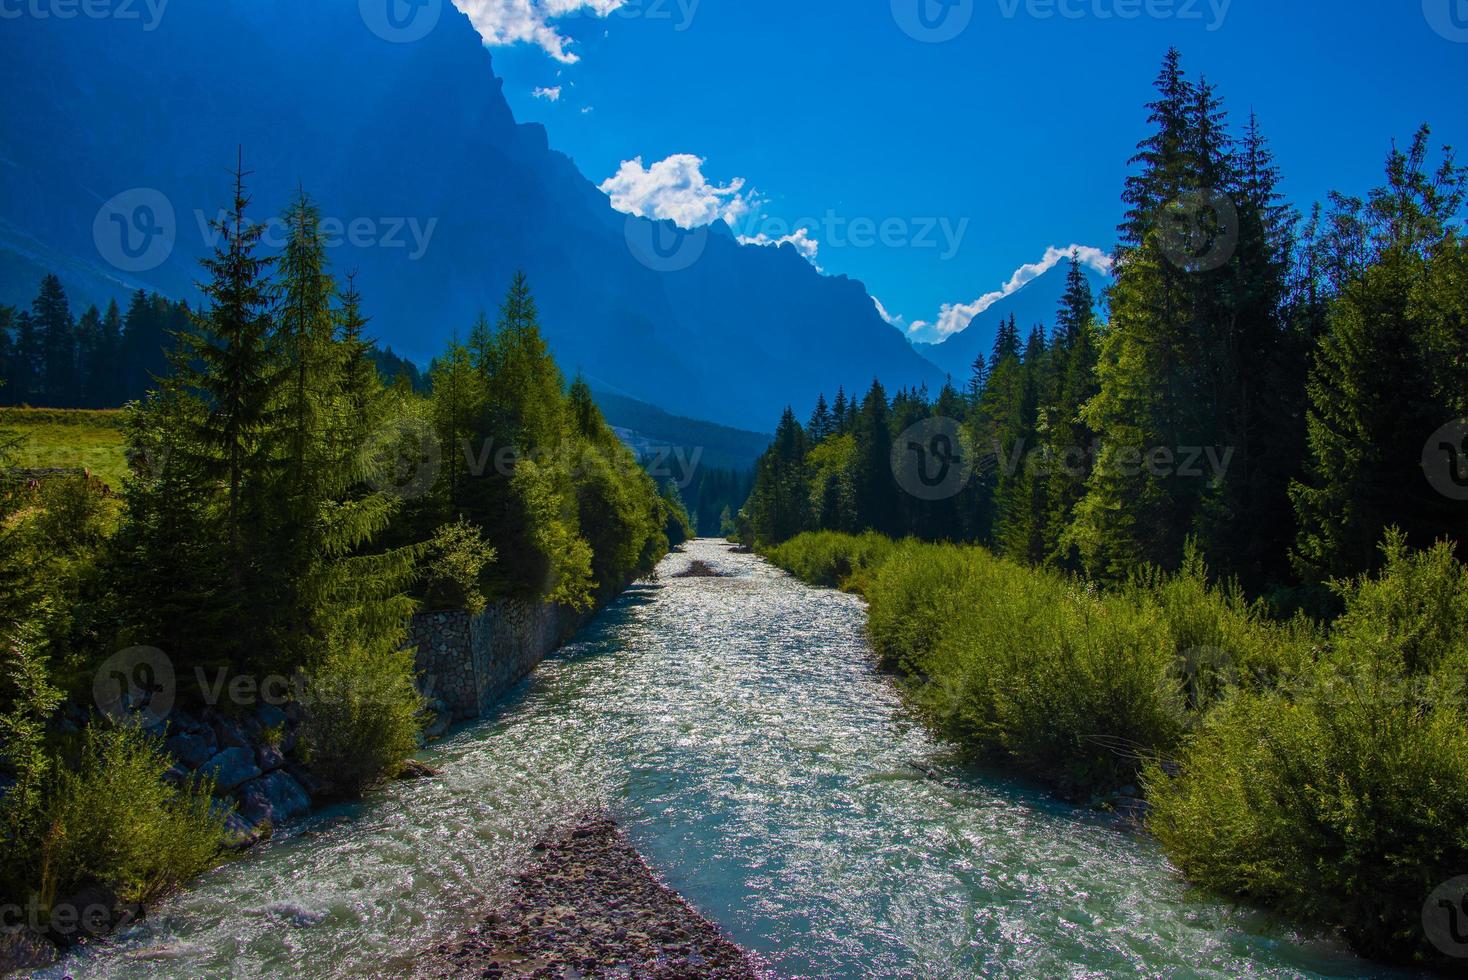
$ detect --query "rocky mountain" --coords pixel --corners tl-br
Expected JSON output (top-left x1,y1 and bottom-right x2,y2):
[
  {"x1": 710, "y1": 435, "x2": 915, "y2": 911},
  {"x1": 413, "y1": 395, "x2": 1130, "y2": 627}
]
[
  {"x1": 0, "y1": 0, "x2": 944, "y2": 431},
  {"x1": 915, "y1": 262, "x2": 1112, "y2": 382}
]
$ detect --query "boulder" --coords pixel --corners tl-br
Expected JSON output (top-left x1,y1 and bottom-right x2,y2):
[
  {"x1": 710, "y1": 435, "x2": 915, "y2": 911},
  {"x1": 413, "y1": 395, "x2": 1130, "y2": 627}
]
[
  {"x1": 285, "y1": 761, "x2": 325, "y2": 800},
  {"x1": 206, "y1": 711, "x2": 253, "y2": 751},
  {"x1": 214, "y1": 805, "x2": 267, "y2": 849},
  {"x1": 423, "y1": 700, "x2": 451, "y2": 740},
  {"x1": 254, "y1": 703, "x2": 288, "y2": 732},
  {"x1": 255, "y1": 741, "x2": 286, "y2": 773},
  {"x1": 161, "y1": 762, "x2": 193, "y2": 787},
  {"x1": 237, "y1": 771, "x2": 311, "y2": 828},
  {"x1": 397, "y1": 759, "x2": 439, "y2": 780},
  {"x1": 165, "y1": 730, "x2": 217, "y2": 770},
  {"x1": 0, "y1": 927, "x2": 58, "y2": 973},
  {"x1": 198, "y1": 748, "x2": 260, "y2": 793},
  {"x1": 48, "y1": 883, "x2": 140, "y2": 947}
]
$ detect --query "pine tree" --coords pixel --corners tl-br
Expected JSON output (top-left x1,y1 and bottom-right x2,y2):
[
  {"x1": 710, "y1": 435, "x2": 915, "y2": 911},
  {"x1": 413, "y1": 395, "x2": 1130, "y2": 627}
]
[
  {"x1": 1292, "y1": 129, "x2": 1468, "y2": 580},
  {"x1": 994, "y1": 327, "x2": 1049, "y2": 561},
  {"x1": 429, "y1": 335, "x2": 484, "y2": 513},
  {"x1": 966, "y1": 353, "x2": 987, "y2": 404},
  {"x1": 808, "y1": 394, "x2": 833, "y2": 443},
  {"x1": 832, "y1": 387, "x2": 849, "y2": 435},
  {"x1": 12, "y1": 312, "x2": 41, "y2": 404},
  {"x1": 33, "y1": 275, "x2": 74, "y2": 407},
  {"x1": 74, "y1": 306, "x2": 103, "y2": 407},
  {"x1": 0, "y1": 307, "x2": 16, "y2": 406},
  {"x1": 1072, "y1": 50, "x2": 1232, "y2": 577},
  {"x1": 172, "y1": 157, "x2": 282, "y2": 656},
  {"x1": 853, "y1": 380, "x2": 897, "y2": 536},
  {"x1": 1119, "y1": 47, "x2": 1194, "y2": 259},
  {"x1": 747, "y1": 407, "x2": 810, "y2": 544},
  {"x1": 276, "y1": 190, "x2": 338, "y2": 512},
  {"x1": 1044, "y1": 255, "x2": 1101, "y2": 567},
  {"x1": 97, "y1": 300, "x2": 124, "y2": 407}
]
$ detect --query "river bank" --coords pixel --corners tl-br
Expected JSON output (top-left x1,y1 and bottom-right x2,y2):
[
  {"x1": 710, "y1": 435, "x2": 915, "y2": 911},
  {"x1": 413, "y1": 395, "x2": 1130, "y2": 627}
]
[
  {"x1": 420, "y1": 814, "x2": 761, "y2": 979},
  {"x1": 38, "y1": 541, "x2": 1389, "y2": 979}
]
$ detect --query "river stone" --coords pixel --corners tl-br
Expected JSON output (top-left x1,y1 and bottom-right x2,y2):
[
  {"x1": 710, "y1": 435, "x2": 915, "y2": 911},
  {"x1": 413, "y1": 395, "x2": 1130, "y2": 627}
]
[
  {"x1": 48, "y1": 884, "x2": 140, "y2": 946},
  {"x1": 237, "y1": 771, "x2": 311, "y2": 828},
  {"x1": 199, "y1": 747, "x2": 260, "y2": 793},
  {"x1": 207, "y1": 712, "x2": 253, "y2": 751},
  {"x1": 165, "y1": 730, "x2": 217, "y2": 770},
  {"x1": 0, "y1": 927, "x2": 58, "y2": 972},
  {"x1": 255, "y1": 741, "x2": 286, "y2": 773}
]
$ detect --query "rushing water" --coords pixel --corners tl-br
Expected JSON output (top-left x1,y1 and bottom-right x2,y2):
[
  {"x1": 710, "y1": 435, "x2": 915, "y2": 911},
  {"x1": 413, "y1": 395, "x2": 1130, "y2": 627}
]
[{"x1": 51, "y1": 540, "x2": 1395, "y2": 979}]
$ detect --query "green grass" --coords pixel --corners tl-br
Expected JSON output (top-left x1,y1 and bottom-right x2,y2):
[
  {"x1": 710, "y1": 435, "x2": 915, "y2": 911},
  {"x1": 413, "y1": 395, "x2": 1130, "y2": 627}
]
[{"x1": 2, "y1": 408, "x2": 129, "y2": 490}]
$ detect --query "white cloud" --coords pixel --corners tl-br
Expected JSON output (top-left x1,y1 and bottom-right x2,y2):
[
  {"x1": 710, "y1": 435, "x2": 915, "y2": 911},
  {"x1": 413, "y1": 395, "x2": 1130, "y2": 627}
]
[
  {"x1": 451, "y1": 0, "x2": 627, "y2": 64},
  {"x1": 906, "y1": 245, "x2": 1112, "y2": 344},
  {"x1": 532, "y1": 86, "x2": 562, "y2": 101},
  {"x1": 737, "y1": 227, "x2": 820, "y2": 266},
  {"x1": 599, "y1": 154, "x2": 754, "y2": 229}
]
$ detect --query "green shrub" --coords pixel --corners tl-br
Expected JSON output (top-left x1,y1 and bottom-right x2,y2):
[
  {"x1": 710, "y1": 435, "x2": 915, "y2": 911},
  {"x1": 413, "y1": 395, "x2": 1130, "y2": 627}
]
[
  {"x1": 1133, "y1": 543, "x2": 1322, "y2": 716},
  {"x1": 1148, "y1": 534, "x2": 1468, "y2": 967},
  {"x1": 764, "y1": 530, "x2": 896, "y2": 591},
  {"x1": 30, "y1": 725, "x2": 223, "y2": 910},
  {"x1": 419, "y1": 519, "x2": 497, "y2": 614},
  {"x1": 299, "y1": 637, "x2": 424, "y2": 797}
]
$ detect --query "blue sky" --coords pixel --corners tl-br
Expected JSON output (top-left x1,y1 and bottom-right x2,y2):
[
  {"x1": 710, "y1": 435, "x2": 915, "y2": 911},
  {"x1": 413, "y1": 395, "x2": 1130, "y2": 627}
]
[{"x1": 453, "y1": 0, "x2": 1467, "y2": 343}]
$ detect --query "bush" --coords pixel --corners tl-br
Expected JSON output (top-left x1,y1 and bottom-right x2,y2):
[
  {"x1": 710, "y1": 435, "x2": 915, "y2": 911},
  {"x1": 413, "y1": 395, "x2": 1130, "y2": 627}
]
[
  {"x1": 19, "y1": 725, "x2": 223, "y2": 913},
  {"x1": 419, "y1": 520, "x2": 496, "y2": 614},
  {"x1": 764, "y1": 530, "x2": 896, "y2": 590},
  {"x1": 1148, "y1": 534, "x2": 1468, "y2": 968},
  {"x1": 299, "y1": 637, "x2": 425, "y2": 798},
  {"x1": 868, "y1": 544, "x2": 1186, "y2": 795}
]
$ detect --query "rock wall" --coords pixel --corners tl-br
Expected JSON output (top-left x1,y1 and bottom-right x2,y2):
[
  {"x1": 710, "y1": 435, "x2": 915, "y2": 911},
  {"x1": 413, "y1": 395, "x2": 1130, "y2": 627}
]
[{"x1": 411, "y1": 600, "x2": 586, "y2": 723}]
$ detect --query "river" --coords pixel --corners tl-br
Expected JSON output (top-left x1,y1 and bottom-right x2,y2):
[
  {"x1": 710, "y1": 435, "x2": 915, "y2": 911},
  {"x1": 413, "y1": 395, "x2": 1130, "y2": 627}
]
[{"x1": 50, "y1": 540, "x2": 1392, "y2": 978}]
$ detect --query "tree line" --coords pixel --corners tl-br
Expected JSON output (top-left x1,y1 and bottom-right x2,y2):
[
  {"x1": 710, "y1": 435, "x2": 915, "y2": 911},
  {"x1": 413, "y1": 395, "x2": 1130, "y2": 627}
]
[
  {"x1": 0, "y1": 274, "x2": 427, "y2": 409},
  {"x1": 743, "y1": 49, "x2": 1468, "y2": 605},
  {"x1": 0, "y1": 162, "x2": 686, "y2": 923}
]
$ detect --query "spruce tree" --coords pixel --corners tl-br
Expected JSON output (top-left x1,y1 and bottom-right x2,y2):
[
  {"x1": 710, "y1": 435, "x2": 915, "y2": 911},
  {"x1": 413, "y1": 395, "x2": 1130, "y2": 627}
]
[
  {"x1": 1044, "y1": 256, "x2": 1101, "y2": 568},
  {"x1": 32, "y1": 275, "x2": 74, "y2": 407},
  {"x1": 1292, "y1": 129, "x2": 1468, "y2": 580},
  {"x1": 75, "y1": 306, "x2": 103, "y2": 408},
  {"x1": 13, "y1": 312, "x2": 41, "y2": 405},
  {"x1": 808, "y1": 393, "x2": 833, "y2": 443},
  {"x1": 172, "y1": 158, "x2": 281, "y2": 658},
  {"x1": 853, "y1": 380, "x2": 897, "y2": 535}
]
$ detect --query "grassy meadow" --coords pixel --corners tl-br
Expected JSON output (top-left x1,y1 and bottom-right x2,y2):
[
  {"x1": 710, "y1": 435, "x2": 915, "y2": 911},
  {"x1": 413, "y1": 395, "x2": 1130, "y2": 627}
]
[{"x1": 1, "y1": 408, "x2": 129, "y2": 489}]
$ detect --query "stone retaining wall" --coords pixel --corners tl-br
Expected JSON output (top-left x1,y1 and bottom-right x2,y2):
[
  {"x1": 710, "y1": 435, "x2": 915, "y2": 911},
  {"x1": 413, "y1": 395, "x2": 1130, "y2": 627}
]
[{"x1": 411, "y1": 600, "x2": 587, "y2": 722}]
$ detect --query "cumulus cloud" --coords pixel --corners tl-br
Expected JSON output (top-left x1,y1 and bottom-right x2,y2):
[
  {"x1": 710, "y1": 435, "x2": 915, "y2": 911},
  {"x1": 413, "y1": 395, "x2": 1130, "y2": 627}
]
[
  {"x1": 906, "y1": 245, "x2": 1112, "y2": 344},
  {"x1": 532, "y1": 86, "x2": 562, "y2": 101},
  {"x1": 451, "y1": 0, "x2": 627, "y2": 63},
  {"x1": 599, "y1": 154, "x2": 754, "y2": 229},
  {"x1": 737, "y1": 227, "x2": 820, "y2": 266}
]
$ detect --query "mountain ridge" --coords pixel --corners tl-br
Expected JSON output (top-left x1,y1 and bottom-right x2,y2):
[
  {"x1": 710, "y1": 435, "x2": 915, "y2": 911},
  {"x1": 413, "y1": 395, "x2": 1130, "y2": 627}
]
[{"x1": 0, "y1": 0, "x2": 943, "y2": 432}]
